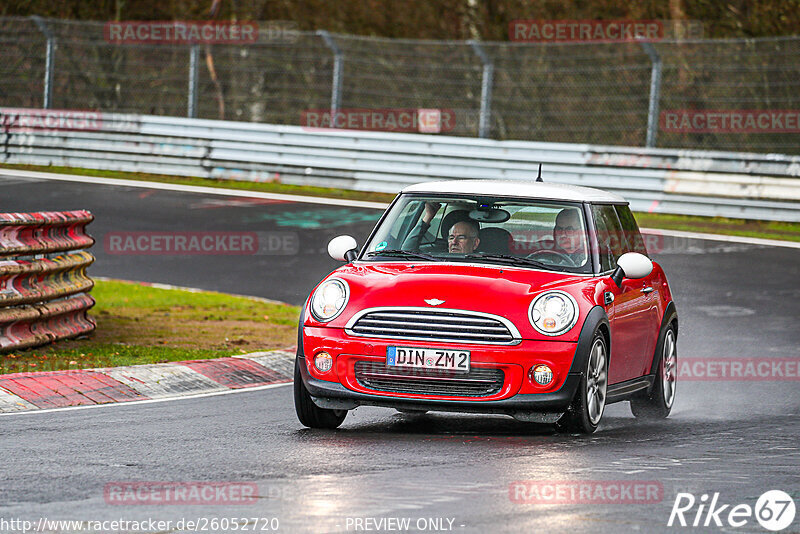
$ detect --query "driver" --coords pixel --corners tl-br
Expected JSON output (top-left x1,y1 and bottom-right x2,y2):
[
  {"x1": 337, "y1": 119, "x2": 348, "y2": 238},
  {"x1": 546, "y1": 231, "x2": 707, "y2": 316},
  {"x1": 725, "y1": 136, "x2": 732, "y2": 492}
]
[
  {"x1": 448, "y1": 220, "x2": 480, "y2": 254},
  {"x1": 402, "y1": 202, "x2": 474, "y2": 252}
]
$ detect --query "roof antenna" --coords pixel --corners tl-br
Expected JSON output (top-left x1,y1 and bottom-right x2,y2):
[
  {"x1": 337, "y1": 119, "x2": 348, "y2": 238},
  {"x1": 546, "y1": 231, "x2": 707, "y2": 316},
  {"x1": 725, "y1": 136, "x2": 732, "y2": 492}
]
[{"x1": 536, "y1": 163, "x2": 543, "y2": 182}]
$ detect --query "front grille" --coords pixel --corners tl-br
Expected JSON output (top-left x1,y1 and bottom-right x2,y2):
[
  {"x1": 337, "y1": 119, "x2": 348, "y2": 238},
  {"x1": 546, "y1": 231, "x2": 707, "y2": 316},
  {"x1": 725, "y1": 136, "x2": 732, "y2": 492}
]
[
  {"x1": 354, "y1": 360, "x2": 504, "y2": 397},
  {"x1": 346, "y1": 308, "x2": 518, "y2": 345}
]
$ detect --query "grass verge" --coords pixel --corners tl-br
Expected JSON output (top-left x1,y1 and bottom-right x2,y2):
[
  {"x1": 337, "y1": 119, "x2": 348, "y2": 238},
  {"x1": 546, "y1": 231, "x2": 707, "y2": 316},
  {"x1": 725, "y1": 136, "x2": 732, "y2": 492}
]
[
  {"x1": 634, "y1": 212, "x2": 800, "y2": 242},
  {"x1": 0, "y1": 163, "x2": 395, "y2": 204},
  {"x1": 1, "y1": 280, "x2": 300, "y2": 375},
  {"x1": 2, "y1": 163, "x2": 799, "y2": 242}
]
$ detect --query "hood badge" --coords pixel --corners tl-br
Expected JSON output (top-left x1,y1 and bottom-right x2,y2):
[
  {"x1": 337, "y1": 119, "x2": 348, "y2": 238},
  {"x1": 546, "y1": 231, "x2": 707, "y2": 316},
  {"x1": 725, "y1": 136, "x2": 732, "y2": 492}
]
[{"x1": 424, "y1": 299, "x2": 445, "y2": 306}]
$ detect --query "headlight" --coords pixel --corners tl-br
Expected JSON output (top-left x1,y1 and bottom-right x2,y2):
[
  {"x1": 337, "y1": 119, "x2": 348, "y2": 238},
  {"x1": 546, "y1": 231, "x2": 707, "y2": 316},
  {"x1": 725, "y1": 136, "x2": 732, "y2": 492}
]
[
  {"x1": 310, "y1": 278, "x2": 350, "y2": 322},
  {"x1": 529, "y1": 291, "x2": 579, "y2": 336}
]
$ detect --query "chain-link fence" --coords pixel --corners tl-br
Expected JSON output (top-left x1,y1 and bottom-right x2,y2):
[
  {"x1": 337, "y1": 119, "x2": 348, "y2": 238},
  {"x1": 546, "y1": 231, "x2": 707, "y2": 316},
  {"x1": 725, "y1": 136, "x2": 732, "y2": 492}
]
[{"x1": 2, "y1": 17, "x2": 799, "y2": 154}]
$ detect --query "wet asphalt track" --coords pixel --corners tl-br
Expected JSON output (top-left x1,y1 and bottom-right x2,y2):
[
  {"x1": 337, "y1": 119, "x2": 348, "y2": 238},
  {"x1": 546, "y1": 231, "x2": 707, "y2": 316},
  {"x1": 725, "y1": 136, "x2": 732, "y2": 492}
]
[{"x1": 1, "y1": 173, "x2": 799, "y2": 533}]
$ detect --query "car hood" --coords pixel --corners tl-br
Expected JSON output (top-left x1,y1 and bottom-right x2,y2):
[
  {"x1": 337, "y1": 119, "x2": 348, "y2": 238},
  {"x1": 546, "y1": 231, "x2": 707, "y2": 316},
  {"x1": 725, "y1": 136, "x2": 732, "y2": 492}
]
[{"x1": 310, "y1": 261, "x2": 600, "y2": 339}]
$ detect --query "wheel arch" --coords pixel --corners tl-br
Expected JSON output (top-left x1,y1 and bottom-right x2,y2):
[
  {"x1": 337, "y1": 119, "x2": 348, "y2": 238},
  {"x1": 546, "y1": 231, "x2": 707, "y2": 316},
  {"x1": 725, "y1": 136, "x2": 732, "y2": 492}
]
[
  {"x1": 568, "y1": 305, "x2": 611, "y2": 376},
  {"x1": 648, "y1": 301, "x2": 678, "y2": 377}
]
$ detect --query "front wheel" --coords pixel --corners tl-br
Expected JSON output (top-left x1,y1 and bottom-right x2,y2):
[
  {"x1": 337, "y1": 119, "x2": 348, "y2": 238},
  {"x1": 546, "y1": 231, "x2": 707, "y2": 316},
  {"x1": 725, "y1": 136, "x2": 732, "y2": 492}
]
[
  {"x1": 556, "y1": 331, "x2": 608, "y2": 434},
  {"x1": 294, "y1": 360, "x2": 347, "y2": 429},
  {"x1": 631, "y1": 325, "x2": 677, "y2": 419}
]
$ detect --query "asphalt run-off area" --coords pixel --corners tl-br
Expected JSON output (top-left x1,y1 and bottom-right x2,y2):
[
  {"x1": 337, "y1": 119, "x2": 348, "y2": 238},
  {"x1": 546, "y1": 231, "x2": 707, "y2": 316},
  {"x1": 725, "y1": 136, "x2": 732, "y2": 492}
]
[{"x1": 1, "y1": 172, "x2": 798, "y2": 534}]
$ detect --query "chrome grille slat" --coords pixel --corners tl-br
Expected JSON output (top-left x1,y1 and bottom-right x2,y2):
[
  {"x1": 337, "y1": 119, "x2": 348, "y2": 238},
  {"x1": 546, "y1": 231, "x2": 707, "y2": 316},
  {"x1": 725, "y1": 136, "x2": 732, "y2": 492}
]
[
  {"x1": 354, "y1": 361, "x2": 504, "y2": 397},
  {"x1": 354, "y1": 326, "x2": 511, "y2": 339},
  {"x1": 347, "y1": 307, "x2": 518, "y2": 345},
  {"x1": 356, "y1": 318, "x2": 509, "y2": 332},
  {"x1": 367, "y1": 312, "x2": 500, "y2": 325}
]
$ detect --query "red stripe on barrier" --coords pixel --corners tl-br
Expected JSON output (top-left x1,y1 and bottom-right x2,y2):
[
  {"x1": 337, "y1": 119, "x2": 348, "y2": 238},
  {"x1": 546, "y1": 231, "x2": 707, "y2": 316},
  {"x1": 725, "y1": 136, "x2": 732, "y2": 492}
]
[
  {"x1": 181, "y1": 358, "x2": 290, "y2": 389},
  {"x1": 0, "y1": 210, "x2": 94, "y2": 257},
  {"x1": 0, "y1": 294, "x2": 95, "y2": 351},
  {"x1": 0, "y1": 370, "x2": 146, "y2": 408}
]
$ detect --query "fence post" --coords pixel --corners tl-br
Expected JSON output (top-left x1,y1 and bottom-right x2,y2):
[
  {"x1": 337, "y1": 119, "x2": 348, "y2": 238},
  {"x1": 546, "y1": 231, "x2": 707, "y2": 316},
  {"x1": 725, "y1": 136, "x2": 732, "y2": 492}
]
[
  {"x1": 31, "y1": 16, "x2": 55, "y2": 109},
  {"x1": 187, "y1": 45, "x2": 200, "y2": 118},
  {"x1": 468, "y1": 40, "x2": 494, "y2": 138},
  {"x1": 640, "y1": 41, "x2": 662, "y2": 148},
  {"x1": 317, "y1": 30, "x2": 343, "y2": 123}
]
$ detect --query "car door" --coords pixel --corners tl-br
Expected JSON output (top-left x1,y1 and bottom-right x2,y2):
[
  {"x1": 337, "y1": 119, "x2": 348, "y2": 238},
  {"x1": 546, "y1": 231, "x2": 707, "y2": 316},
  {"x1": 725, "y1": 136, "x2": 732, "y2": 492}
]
[
  {"x1": 592, "y1": 204, "x2": 651, "y2": 384},
  {"x1": 615, "y1": 204, "x2": 661, "y2": 376}
]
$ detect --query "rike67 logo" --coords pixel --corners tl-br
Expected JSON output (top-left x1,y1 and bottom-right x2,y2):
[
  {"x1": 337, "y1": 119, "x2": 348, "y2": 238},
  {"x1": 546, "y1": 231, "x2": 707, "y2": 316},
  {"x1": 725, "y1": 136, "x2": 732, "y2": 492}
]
[{"x1": 668, "y1": 490, "x2": 796, "y2": 531}]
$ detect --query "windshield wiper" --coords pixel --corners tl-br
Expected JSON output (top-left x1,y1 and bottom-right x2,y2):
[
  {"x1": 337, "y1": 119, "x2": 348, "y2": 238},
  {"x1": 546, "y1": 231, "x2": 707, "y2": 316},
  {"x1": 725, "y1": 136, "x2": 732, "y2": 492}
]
[
  {"x1": 366, "y1": 249, "x2": 440, "y2": 261},
  {"x1": 464, "y1": 253, "x2": 555, "y2": 270}
]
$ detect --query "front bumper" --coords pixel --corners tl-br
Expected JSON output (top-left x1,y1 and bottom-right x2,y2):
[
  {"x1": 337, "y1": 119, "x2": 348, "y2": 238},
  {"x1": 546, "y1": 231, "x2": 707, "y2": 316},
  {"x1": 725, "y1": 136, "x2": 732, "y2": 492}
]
[{"x1": 300, "y1": 326, "x2": 582, "y2": 417}]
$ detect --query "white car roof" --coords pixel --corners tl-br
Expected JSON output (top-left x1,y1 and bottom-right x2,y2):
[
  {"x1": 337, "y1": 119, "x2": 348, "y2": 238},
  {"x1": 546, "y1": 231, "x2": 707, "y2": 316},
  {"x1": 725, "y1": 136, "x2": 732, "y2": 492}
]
[{"x1": 402, "y1": 180, "x2": 627, "y2": 203}]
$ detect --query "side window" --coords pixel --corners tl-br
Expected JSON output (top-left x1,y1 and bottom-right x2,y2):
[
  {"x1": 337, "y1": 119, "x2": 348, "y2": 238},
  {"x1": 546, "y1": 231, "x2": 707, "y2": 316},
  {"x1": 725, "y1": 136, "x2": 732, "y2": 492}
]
[
  {"x1": 614, "y1": 205, "x2": 649, "y2": 256},
  {"x1": 389, "y1": 200, "x2": 423, "y2": 243},
  {"x1": 426, "y1": 207, "x2": 449, "y2": 242},
  {"x1": 591, "y1": 204, "x2": 625, "y2": 271}
]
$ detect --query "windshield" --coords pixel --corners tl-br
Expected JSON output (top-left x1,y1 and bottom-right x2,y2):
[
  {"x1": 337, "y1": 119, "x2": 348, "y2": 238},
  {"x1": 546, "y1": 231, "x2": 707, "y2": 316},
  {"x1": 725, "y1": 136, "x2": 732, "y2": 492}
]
[{"x1": 361, "y1": 194, "x2": 591, "y2": 274}]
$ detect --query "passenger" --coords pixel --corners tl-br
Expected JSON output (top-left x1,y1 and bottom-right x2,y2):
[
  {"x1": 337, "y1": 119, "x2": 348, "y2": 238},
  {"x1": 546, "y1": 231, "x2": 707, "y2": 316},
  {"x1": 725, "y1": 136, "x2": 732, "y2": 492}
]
[{"x1": 551, "y1": 209, "x2": 587, "y2": 265}]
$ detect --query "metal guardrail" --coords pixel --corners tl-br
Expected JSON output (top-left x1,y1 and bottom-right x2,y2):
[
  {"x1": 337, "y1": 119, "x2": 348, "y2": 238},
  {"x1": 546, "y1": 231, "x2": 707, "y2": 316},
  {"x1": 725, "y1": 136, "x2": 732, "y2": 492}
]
[
  {"x1": 1, "y1": 108, "x2": 800, "y2": 221},
  {"x1": 0, "y1": 210, "x2": 96, "y2": 352}
]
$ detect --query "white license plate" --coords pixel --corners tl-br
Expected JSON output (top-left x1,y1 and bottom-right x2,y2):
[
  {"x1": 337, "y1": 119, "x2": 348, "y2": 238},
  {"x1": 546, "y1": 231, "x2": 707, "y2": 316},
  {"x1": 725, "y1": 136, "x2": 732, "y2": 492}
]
[{"x1": 387, "y1": 346, "x2": 470, "y2": 373}]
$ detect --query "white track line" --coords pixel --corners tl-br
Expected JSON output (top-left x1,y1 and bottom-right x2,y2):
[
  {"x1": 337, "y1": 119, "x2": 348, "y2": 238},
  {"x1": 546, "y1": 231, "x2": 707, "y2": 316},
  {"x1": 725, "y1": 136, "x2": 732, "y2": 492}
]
[
  {"x1": 92, "y1": 276, "x2": 292, "y2": 305},
  {"x1": 0, "y1": 168, "x2": 387, "y2": 209},
  {"x1": 0, "y1": 381, "x2": 292, "y2": 418},
  {"x1": 640, "y1": 227, "x2": 800, "y2": 249},
  {"x1": 2, "y1": 168, "x2": 798, "y2": 249}
]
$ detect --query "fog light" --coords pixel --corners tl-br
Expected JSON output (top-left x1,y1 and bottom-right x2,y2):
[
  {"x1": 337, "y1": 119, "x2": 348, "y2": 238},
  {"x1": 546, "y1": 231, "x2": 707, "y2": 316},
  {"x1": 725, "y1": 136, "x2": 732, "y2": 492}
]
[
  {"x1": 314, "y1": 352, "x2": 333, "y2": 373},
  {"x1": 530, "y1": 364, "x2": 553, "y2": 386}
]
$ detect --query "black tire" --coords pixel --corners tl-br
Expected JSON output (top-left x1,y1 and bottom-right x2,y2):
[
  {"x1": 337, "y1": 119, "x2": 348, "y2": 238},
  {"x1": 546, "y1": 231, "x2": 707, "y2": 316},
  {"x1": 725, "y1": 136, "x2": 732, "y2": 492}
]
[
  {"x1": 631, "y1": 324, "x2": 677, "y2": 420},
  {"x1": 556, "y1": 331, "x2": 608, "y2": 434},
  {"x1": 293, "y1": 359, "x2": 347, "y2": 429}
]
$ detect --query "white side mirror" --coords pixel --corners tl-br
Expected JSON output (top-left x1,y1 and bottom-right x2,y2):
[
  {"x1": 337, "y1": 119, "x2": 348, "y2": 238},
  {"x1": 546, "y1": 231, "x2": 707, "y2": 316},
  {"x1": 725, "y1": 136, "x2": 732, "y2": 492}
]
[
  {"x1": 328, "y1": 235, "x2": 358, "y2": 262},
  {"x1": 617, "y1": 252, "x2": 653, "y2": 279}
]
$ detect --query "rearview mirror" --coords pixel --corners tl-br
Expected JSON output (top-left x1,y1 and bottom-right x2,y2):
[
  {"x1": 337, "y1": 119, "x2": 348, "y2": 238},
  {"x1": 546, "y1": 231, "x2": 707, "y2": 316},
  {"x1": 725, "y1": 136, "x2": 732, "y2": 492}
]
[
  {"x1": 469, "y1": 208, "x2": 510, "y2": 223},
  {"x1": 328, "y1": 235, "x2": 358, "y2": 262},
  {"x1": 611, "y1": 252, "x2": 653, "y2": 287}
]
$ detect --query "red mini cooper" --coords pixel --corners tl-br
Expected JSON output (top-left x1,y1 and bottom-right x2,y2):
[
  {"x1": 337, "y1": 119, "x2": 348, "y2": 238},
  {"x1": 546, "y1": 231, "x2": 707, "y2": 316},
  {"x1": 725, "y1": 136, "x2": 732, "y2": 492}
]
[{"x1": 294, "y1": 180, "x2": 678, "y2": 433}]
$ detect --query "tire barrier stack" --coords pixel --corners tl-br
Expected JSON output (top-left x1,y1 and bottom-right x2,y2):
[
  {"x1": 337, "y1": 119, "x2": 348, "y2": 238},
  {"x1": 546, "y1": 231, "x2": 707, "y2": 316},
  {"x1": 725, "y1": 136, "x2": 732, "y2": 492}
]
[{"x1": 0, "y1": 210, "x2": 96, "y2": 352}]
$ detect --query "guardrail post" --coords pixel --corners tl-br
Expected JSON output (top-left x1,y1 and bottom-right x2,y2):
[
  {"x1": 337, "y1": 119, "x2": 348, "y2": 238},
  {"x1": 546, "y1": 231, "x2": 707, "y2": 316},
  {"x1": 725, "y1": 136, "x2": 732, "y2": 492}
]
[
  {"x1": 317, "y1": 30, "x2": 343, "y2": 123},
  {"x1": 468, "y1": 40, "x2": 494, "y2": 139},
  {"x1": 31, "y1": 16, "x2": 55, "y2": 109},
  {"x1": 640, "y1": 41, "x2": 662, "y2": 148},
  {"x1": 187, "y1": 45, "x2": 200, "y2": 118}
]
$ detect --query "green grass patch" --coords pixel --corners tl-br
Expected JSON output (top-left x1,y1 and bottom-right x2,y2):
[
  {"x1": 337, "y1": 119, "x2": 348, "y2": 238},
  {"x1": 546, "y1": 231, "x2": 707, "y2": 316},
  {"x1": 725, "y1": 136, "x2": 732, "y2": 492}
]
[
  {"x1": 634, "y1": 212, "x2": 800, "y2": 242},
  {"x1": 1, "y1": 280, "x2": 301, "y2": 374}
]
